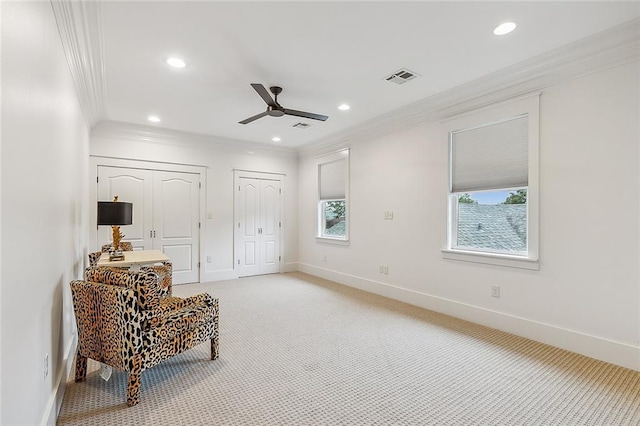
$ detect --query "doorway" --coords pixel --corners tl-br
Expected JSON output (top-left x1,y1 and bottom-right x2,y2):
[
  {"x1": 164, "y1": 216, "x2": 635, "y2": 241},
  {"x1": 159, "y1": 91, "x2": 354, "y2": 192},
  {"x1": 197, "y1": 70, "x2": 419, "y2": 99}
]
[{"x1": 234, "y1": 171, "x2": 283, "y2": 277}]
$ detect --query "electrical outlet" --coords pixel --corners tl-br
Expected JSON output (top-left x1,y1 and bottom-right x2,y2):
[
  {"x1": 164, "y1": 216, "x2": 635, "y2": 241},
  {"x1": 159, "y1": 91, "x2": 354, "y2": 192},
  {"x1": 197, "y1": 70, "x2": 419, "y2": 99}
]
[
  {"x1": 380, "y1": 265, "x2": 389, "y2": 275},
  {"x1": 323, "y1": 256, "x2": 328, "y2": 262},
  {"x1": 44, "y1": 353, "x2": 49, "y2": 380},
  {"x1": 491, "y1": 286, "x2": 501, "y2": 298},
  {"x1": 206, "y1": 256, "x2": 212, "y2": 263}
]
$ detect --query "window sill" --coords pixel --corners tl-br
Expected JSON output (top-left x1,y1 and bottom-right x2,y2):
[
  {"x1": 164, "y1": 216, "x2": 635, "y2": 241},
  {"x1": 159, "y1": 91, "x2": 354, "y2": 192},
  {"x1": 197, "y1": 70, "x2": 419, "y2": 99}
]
[
  {"x1": 442, "y1": 249, "x2": 539, "y2": 270},
  {"x1": 316, "y1": 236, "x2": 350, "y2": 246}
]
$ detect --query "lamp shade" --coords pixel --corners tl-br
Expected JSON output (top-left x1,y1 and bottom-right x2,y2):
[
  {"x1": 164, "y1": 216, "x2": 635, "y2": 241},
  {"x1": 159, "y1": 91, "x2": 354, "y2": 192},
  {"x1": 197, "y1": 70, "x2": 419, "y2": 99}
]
[{"x1": 97, "y1": 202, "x2": 133, "y2": 225}]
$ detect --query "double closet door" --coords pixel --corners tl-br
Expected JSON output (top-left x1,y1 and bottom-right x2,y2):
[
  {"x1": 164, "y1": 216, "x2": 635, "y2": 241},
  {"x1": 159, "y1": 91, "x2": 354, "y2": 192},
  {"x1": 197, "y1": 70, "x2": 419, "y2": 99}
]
[
  {"x1": 97, "y1": 166, "x2": 200, "y2": 284},
  {"x1": 235, "y1": 174, "x2": 282, "y2": 277}
]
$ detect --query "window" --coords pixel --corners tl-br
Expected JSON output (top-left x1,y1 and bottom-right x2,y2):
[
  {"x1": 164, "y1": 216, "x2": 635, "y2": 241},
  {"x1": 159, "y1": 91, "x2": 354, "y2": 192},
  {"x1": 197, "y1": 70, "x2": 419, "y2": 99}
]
[
  {"x1": 320, "y1": 200, "x2": 346, "y2": 237},
  {"x1": 444, "y1": 95, "x2": 539, "y2": 269},
  {"x1": 317, "y1": 150, "x2": 349, "y2": 242},
  {"x1": 452, "y1": 188, "x2": 527, "y2": 254}
]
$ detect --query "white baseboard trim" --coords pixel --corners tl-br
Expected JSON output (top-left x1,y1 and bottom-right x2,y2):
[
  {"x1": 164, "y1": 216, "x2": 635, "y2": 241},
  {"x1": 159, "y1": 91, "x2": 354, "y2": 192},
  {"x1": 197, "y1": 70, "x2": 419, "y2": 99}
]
[
  {"x1": 201, "y1": 269, "x2": 237, "y2": 282},
  {"x1": 297, "y1": 263, "x2": 640, "y2": 371},
  {"x1": 42, "y1": 335, "x2": 77, "y2": 426},
  {"x1": 200, "y1": 264, "x2": 299, "y2": 281}
]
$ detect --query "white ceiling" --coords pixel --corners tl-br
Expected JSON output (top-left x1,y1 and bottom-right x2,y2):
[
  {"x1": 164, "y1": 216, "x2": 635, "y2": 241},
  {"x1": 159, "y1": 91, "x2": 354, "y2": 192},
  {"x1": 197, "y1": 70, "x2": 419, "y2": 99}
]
[{"x1": 100, "y1": 1, "x2": 640, "y2": 149}]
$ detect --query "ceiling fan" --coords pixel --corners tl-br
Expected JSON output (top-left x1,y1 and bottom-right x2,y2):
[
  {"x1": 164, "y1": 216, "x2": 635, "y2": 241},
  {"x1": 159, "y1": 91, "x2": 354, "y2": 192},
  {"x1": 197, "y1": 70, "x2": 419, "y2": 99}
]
[{"x1": 239, "y1": 83, "x2": 328, "y2": 125}]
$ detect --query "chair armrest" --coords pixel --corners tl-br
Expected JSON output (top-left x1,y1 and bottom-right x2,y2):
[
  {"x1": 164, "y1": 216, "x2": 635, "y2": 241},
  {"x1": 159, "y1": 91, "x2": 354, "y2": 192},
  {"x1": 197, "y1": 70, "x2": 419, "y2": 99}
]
[
  {"x1": 70, "y1": 280, "x2": 143, "y2": 372},
  {"x1": 143, "y1": 293, "x2": 217, "y2": 330},
  {"x1": 143, "y1": 293, "x2": 218, "y2": 344}
]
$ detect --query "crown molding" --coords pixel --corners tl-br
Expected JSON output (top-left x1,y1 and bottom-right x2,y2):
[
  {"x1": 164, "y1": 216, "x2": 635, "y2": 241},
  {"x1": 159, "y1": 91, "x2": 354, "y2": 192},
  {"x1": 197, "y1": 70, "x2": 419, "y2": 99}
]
[
  {"x1": 51, "y1": 0, "x2": 105, "y2": 128},
  {"x1": 298, "y1": 18, "x2": 640, "y2": 157},
  {"x1": 92, "y1": 120, "x2": 298, "y2": 158},
  {"x1": 52, "y1": 1, "x2": 637, "y2": 158}
]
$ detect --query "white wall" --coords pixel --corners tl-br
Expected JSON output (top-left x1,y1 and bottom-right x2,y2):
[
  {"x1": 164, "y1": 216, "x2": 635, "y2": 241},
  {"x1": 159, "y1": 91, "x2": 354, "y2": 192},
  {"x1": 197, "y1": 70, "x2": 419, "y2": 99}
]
[
  {"x1": 298, "y1": 62, "x2": 640, "y2": 370},
  {"x1": 1, "y1": 2, "x2": 90, "y2": 425},
  {"x1": 89, "y1": 122, "x2": 299, "y2": 281}
]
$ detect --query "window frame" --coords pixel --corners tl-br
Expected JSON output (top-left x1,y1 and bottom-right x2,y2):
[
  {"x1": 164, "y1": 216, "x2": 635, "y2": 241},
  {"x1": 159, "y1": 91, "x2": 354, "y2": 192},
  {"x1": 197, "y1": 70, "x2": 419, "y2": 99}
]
[
  {"x1": 442, "y1": 94, "x2": 540, "y2": 270},
  {"x1": 316, "y1": 149, "x2": 350, "y2": 244}
]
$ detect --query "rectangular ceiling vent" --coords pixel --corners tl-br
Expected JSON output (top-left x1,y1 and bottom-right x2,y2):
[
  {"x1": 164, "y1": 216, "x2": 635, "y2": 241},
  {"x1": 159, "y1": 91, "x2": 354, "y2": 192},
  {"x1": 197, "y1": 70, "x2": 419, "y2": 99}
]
[
  {"x1": 384, "y1": 68, "x2": 419, "y2": 85},
  {"x1": 293, "y1": 122, "x2": 312, "y2": 129}
]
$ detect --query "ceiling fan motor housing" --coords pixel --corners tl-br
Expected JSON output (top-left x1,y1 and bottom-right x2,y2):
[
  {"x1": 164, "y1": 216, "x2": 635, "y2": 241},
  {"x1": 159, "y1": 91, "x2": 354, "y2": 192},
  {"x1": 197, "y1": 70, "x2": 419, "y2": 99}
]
[{"x1": 267, "y1": 106, "x2": 285, "y2": 117}]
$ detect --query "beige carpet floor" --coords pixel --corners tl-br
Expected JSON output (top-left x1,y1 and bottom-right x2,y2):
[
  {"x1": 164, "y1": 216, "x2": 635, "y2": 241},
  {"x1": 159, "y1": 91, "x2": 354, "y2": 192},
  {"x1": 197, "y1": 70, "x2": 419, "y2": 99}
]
[{"x1": 57, "y1": 272, "x2": 640, "y2": 425}]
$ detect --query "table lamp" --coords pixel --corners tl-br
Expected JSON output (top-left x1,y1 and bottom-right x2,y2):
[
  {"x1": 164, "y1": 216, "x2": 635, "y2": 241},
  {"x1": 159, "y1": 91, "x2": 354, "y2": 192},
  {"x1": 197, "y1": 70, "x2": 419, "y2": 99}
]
[{"x1": 97, "y1": 196, "x2": 133, "y2": 260}]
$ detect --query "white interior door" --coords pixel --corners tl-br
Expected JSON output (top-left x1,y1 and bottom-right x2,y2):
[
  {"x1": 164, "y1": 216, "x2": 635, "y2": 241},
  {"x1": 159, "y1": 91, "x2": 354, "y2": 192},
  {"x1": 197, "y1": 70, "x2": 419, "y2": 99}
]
[
  {"x1": 235, "y1": 175, "x2": 281, "y2": 277},
  {"x1": 97, "y1": 166, "x2": 153, "y2": 250},
  {"x1": 97, "y1": 166, "x2": 201, "y2": 284},
  {"x1": 154, "y1": 171, "x2": 200, "y2": 284},
  {"x1": 260, "y1": 181, "x2": 280, "y2": 274},
  {"x1": 237, "y1": 179, "x2": 260, "y2": 277}
]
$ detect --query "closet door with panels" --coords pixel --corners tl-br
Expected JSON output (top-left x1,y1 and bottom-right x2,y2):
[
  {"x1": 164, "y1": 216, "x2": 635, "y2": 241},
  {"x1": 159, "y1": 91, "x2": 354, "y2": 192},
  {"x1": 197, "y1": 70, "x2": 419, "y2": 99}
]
[
  {"x1": 97, "y1": 166, "x2": 200, "y2": 284},
  {"x1": 153, "y1": 171, "x2": 200, "y2": 284},
  {"x1": 235, "y1": 174, "x2": 282, "y2": 277},
  {"x1": 97, "y1": 167, "x2": 153, "y2": 250}
]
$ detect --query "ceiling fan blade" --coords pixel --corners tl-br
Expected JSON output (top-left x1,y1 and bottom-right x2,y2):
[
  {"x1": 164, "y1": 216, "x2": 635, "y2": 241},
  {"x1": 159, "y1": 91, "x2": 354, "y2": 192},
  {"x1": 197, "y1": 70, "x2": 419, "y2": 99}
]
[
  {"x1": 239, "y1": 111, "x2": 269, "y2": 125},
  {"x1": 283, "y1": 108, "x2": 328, "y2": 121},
  {"x1": 251, "y1": 83, "x2": 277, "y2": 107}
]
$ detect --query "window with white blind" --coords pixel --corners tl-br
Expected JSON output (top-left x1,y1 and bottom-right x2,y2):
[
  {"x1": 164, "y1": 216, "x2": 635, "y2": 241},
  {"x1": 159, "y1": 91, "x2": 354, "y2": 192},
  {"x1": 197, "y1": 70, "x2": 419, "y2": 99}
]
[
  {"x1": 317, "y1": 150, "x2": 349, "y2": 241},
  {"x1": 444, "y1": 95, "x2": 539, "y2": 269}
]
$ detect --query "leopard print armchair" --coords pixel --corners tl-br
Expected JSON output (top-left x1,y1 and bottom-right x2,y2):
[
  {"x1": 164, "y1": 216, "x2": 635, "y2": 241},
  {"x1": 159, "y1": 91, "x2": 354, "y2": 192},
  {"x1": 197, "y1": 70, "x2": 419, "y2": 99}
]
[{"x1": 70, "y1": 267, "x2": 219, "y2": 406}]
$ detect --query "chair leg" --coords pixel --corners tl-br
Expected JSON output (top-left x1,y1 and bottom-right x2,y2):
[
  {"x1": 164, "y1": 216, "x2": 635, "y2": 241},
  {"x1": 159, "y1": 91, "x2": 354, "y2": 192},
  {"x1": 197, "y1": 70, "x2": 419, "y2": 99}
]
[
  {"x1": 211, "y1": 299, "x2": 219, "y2": 360},
  {"x1": 127, "y1": 357, "x2": 143, "y2": 407},
  {"x1": 211, "y1": 336, "x2": 219, "y2": 360},
  {"x1": 75, "y1": 352, "x2": 87, "y2": 382}
]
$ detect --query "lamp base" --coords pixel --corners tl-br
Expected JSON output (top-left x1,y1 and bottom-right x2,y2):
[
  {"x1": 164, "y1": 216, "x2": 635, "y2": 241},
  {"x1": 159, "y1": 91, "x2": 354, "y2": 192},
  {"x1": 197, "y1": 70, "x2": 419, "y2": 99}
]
[{"x1": 109, "y1": 250, "x2": 125, "y2": 261}]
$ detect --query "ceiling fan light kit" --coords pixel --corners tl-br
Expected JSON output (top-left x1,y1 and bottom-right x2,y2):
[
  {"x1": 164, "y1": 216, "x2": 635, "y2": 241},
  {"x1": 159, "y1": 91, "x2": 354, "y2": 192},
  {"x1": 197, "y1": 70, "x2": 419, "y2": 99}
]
[{"x1": 239, "y1": 84, "x2": 329, "y2": 125}]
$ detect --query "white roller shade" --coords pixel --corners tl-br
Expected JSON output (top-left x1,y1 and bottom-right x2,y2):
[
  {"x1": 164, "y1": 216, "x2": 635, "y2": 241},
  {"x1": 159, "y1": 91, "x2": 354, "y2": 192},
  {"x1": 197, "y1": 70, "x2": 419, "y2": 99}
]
[
  {"x1": 319, "y1": 159, "x2": 346, "y2": 200},
  {"x1": 451, "y1": 115, "x2": 528, "y2": 193}
]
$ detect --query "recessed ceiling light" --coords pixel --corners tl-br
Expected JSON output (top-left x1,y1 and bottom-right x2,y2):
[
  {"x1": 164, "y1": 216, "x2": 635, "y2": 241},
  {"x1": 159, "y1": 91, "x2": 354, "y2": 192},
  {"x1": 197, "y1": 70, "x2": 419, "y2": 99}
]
[
  {"x1": 166, "y1": 57, "x2": 186, "y2": 68},
  {"x1": 147, "y1": 115, "x2": 161, "y2": 123},
  {"x1": 493, "y1": 22, "x2": 516, "y2": 36},
  {"x1": 338, "y1": 104, "x2": 350, "y2": 111},
  {"x1": 272, "y1": 136, "x2": 281, "y2": 142}
]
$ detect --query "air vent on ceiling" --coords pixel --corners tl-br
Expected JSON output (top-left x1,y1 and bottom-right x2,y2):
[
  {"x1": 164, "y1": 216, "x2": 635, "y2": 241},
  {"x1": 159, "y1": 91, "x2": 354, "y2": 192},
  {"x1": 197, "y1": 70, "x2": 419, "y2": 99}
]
[
  {"x1": 384, "y1": 68, "x2": 419, "y2": 85},
  {"x1": 292, "y1": 122, "x2": 312, "y2": 129}
]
